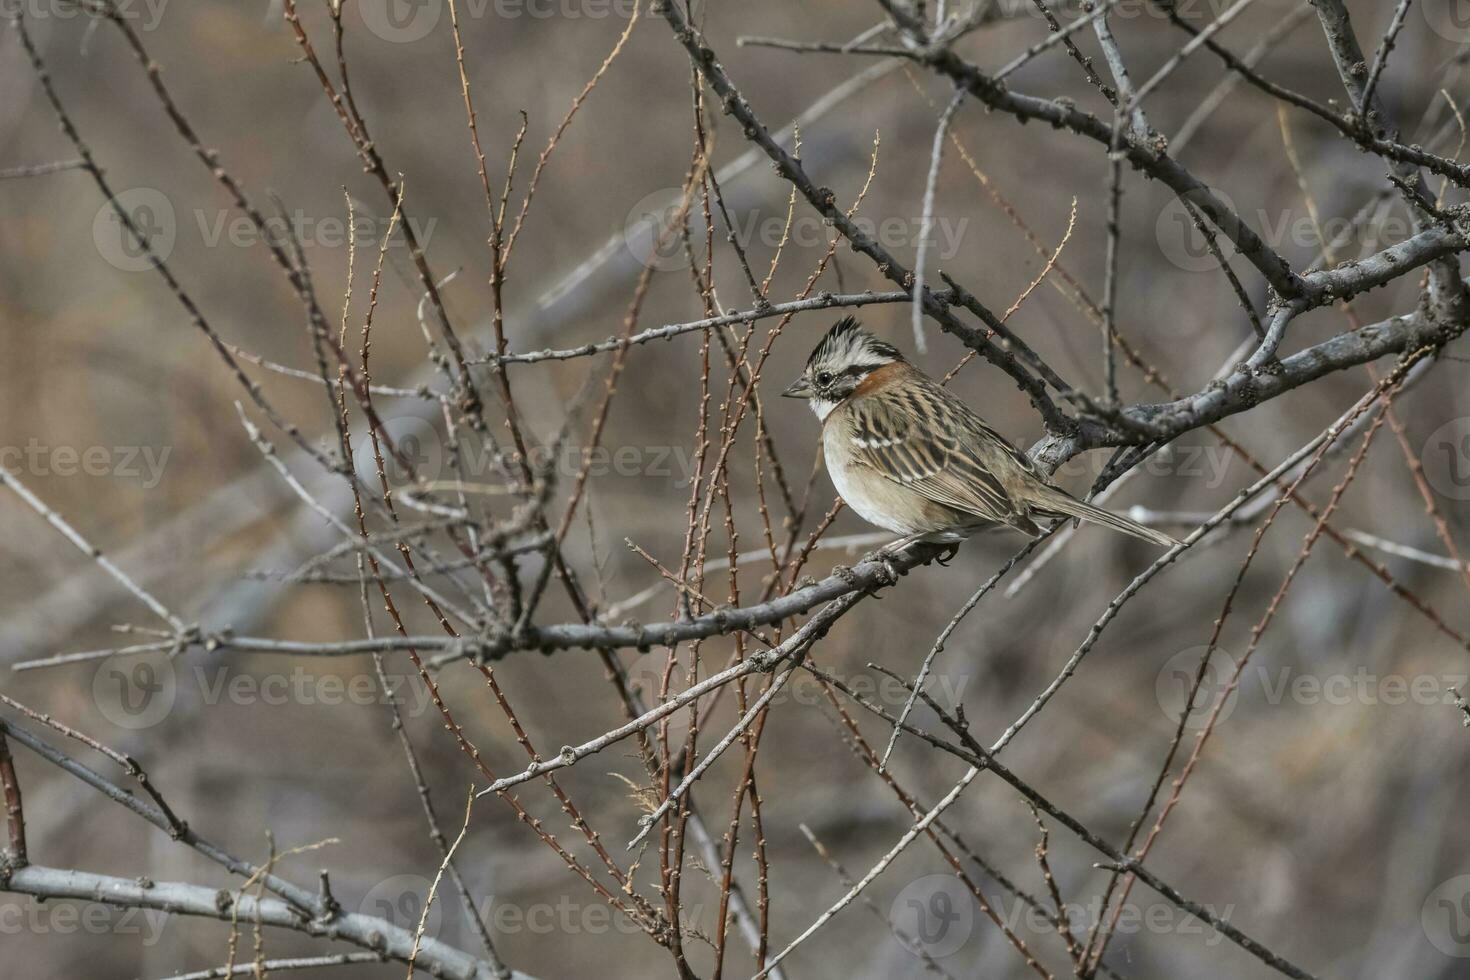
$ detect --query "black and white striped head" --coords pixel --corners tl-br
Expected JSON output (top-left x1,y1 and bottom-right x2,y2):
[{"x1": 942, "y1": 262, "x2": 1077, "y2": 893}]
[{"x1": 782, "y1": 317, "x2": 903, "y2": 420}]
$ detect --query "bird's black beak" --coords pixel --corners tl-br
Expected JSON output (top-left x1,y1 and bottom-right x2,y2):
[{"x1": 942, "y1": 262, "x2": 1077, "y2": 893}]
[{"x1": 782, "y1": 376, "x2": 812, "y2": 399}]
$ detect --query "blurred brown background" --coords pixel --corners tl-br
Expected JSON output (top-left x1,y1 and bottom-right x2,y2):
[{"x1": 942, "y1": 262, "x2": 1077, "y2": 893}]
[{"x1": 3, "y1": 1, "x2": 1470, "y2": 977}]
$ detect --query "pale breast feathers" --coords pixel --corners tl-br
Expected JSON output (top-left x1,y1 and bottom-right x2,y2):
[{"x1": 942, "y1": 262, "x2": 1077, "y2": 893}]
[{"x1": 839, "y1": 381, "x2": 1024, "y2": 526}]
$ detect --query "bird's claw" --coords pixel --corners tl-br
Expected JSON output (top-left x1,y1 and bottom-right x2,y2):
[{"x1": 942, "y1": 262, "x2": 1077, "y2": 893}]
[{"x1": 880, "y1": 557, "x2": 901, "y2": 584}]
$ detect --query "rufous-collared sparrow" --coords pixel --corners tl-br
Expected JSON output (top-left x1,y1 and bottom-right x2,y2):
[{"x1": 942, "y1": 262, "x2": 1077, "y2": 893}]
[{"x1": 782, "y1": 317, "x2": 1177, "y2": 549}]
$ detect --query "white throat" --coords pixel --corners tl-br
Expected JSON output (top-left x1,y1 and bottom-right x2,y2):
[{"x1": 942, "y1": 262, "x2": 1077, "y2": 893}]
[{"x1": 809, "y1": 398, "x2": 840, "y2": 422}]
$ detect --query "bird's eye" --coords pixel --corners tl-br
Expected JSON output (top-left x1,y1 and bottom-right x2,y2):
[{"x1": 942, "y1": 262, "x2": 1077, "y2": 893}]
[{"x1": 816, "y1": 371, "x2": 833, "y2": 386}]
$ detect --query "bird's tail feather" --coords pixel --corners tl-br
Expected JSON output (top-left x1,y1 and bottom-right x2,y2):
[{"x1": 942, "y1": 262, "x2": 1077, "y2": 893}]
[{"x1": 1031, "y1": 488, "x2": 1178, "y2": 548}]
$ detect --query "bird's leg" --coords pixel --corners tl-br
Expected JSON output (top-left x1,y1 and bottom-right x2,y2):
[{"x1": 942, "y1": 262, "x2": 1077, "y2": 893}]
[
  {"x1": 878, "y1": 531, "x2": 928, "y2": 560},
  {"x1": 868, "y1": 532, "x2": 928, "y2": 583}
]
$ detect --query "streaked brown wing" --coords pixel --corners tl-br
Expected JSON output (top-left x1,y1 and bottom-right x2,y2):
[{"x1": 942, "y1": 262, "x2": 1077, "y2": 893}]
[{"x1": 845, "y1": 380, "x2": 1030, "y2": 529}]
